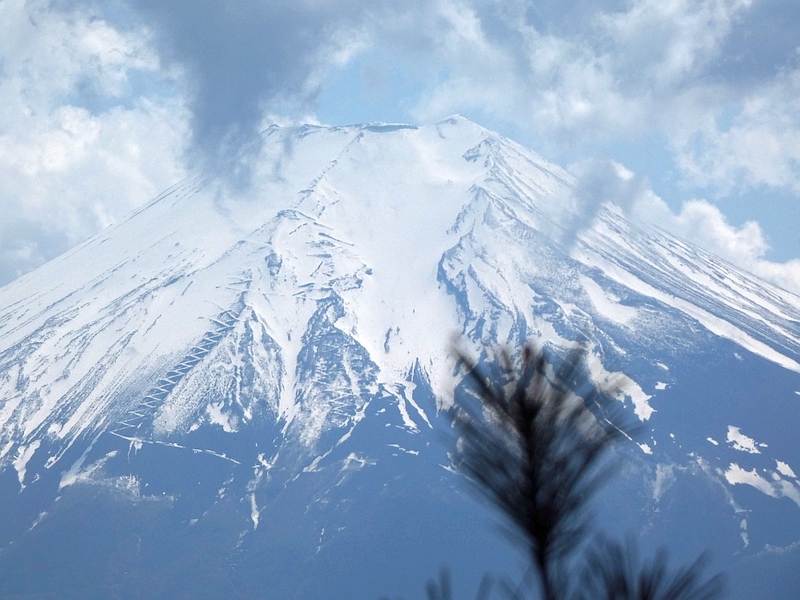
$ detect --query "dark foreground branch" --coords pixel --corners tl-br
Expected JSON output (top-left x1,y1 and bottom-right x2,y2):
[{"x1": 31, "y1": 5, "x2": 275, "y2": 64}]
[
  {"x1": 451, "y1": 343, "x2": 629, "y2": 599},
  {"x1": 444, "y1": 342, "x2": 723, "y2": 600},
  {"x1": 576, "y1": 536, "x2": 724, "y2": 600}
]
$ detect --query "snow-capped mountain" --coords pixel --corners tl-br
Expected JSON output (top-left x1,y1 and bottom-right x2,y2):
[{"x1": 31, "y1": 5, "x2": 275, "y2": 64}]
[{"x1": 0, "y1": 116, "x2": 798, "y2": 599}]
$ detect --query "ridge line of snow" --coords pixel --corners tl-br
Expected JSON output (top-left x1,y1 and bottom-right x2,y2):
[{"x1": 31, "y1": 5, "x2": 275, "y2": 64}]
[{"x1": 578, "y1": 248, "x2": 800, "y2": 373}]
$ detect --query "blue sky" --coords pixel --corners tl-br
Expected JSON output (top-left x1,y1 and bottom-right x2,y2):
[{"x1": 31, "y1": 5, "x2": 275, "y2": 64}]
[{"x1": 1, "y1": 0, "x2": 799, "y2": 292}]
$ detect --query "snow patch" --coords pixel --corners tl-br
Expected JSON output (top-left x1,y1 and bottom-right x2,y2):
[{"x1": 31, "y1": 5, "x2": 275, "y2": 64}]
[
  {"x1": 580, "y1": 275, "x2": 638, "y2": 325},
  {"x1": 652, "y1": 463, "x2": 676, "y2": 502},
  {"x1": 392, "y1": 387, "x2": 419, "y2": 431},
  {"x1": 727, "y1": 426, "x2": 761, "y2": 454},
  {"x1": 740, "y1": 519, "x2": 749, "y2": 548},
  {"x1": 724, "y1": 463, "x2": 800, "y2": 507},
  {"x1": 59, "y1": 437, "x2": 99, "y2": 489},
  {"x1": 342, "y1": 452, "x2": 374, "y2": 471},
  {"x1": 13, "y1": 440, "x2": 41, "y2": 489},
  {"x1": 387, "y1": 444, "x2": 420, "y2": 456},
  {"x1": 777, "y1": 460, "x2": 797, "y2": 479},
  {"x1": 206, "y1": 401, "x2": 238, "y2": 433},
  {"x1": 28, "y1": 511, "x2": 48, "y2": 532},
  {"x1": 585, "y1": 353, "x2": 654, "y2": 420},
  {"x1": 724, "y1": 464, "x2": 774, "y2": 495},
  {"x1": 576, "y1": 247, "x2": 800, "y2": 374},
  {"x1": 250, "y1": 493, "x2": 260, "y2": 530}
]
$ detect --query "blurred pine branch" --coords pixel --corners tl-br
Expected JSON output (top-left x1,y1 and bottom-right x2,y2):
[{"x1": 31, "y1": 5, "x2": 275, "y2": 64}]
[{"x1": 426, "y1": 342, "x2": 724, "y2": 600}]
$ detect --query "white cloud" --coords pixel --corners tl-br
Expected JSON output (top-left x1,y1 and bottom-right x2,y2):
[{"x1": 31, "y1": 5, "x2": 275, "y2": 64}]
[
  {"x1": 410, "y1": 1, "x2": 745, "y2": 142},
  {"x1": 567, "y1": 158, "x2": 800, "y2": 294},
  {"x1": 401, "y1": 0, "x2": 800, "y2": 201},
  {"x1": 599, "y1": 0, "x2": 751, "y2": 88},
  {"x1": 0, "y1": 0, "x2": 188, "y2": 286},
  {"x1": 674, "y1": 68, "x2": 800, "y2": 193},
  {"x1": 1, "y1": 0, "x2": 798, "y2": 287},
  {"x1": 118, "y1": 0, "x2": 414, "y2": 171},
  {"x1": 410, "y1": 2, "x2": 644, "y2": 145}
]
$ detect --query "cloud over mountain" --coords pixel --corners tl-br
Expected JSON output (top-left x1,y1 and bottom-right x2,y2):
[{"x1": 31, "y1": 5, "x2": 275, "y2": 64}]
[{"x1": 1, "y1": 0, "x2": 799, "y2": 291}]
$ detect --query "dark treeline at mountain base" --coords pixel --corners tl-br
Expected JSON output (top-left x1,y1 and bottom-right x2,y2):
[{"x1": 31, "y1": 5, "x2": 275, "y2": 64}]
[{"x1": 412, "y1": 343, "x2": 725, "y2": 600}]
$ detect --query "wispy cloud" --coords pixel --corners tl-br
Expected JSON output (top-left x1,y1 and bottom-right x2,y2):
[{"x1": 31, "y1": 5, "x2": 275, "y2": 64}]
[
  {"x1": 565, "y1": 159, "x2": 800, "y2": 294},
  {"x1": 1, "y1": 0, "x2": 798, "y2": 287},
  {"x1": 0, "y1": 0, "x2": 187, "y2": 285},
  {"x1": 404, "y1": 0, "x2": 800, "y2": 197},
  {"x1": 114, "y1": 0, "x2": 407, "y2": 178}
]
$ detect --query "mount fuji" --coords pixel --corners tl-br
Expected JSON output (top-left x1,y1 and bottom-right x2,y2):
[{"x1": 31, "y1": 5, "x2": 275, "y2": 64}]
[{"x1": 0, "y1": 116, "x2": 799, "y2": 599}]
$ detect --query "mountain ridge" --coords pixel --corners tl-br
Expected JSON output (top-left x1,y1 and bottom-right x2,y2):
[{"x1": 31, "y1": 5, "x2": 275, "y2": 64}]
[{"x1": 0, "y1": 116, "x2": 798, "y2": 599}]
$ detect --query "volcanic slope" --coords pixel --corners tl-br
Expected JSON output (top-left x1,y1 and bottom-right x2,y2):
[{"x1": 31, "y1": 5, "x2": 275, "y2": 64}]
[{"x1": 0, "y1": 116, "x2": 799, "y2": 599}]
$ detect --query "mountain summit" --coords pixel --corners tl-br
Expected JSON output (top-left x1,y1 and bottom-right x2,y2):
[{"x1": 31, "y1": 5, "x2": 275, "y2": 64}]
[{"x1": 0, "y1": 117, "x2": 798, "y2": 599}]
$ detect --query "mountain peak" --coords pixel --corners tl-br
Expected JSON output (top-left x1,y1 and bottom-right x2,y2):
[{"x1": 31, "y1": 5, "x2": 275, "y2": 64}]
[{"x1": 0, "y1": 117, "x2": 798, "y2": 599}]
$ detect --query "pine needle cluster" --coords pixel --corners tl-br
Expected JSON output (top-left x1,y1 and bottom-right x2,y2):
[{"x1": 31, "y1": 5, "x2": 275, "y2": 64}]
[{"x1": 431, "y1": 342, "x2": 723, "y2": 600}]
